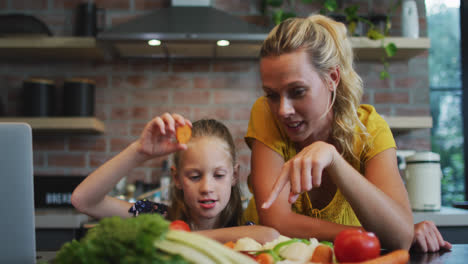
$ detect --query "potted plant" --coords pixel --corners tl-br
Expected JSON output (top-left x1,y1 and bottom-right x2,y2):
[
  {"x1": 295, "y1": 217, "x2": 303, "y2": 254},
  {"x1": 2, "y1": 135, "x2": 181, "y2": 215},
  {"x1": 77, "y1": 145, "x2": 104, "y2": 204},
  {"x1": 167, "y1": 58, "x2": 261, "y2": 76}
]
[{"x1": 263, "y1": 0, "x2": 402, "y2": 79}]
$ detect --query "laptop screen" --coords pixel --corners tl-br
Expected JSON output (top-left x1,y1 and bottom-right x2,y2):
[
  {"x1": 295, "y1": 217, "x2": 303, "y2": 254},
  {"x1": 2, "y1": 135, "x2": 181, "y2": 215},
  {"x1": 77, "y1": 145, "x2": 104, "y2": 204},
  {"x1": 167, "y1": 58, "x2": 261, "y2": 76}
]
[{"x1": 0, "y1": 123, "x2": 36, "y2": 263}]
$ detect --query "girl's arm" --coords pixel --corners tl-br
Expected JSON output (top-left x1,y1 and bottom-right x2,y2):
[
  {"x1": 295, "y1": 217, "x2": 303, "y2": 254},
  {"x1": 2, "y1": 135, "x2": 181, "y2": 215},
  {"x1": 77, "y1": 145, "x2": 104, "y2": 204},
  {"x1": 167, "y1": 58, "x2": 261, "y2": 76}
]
[
  {"x1": 253, "y1": 140, "x2": 414, "y2": 250},
  {"x1": 196, "y1": 225, "x2": 280, "y2": 244},
  {"x1": 71, "y1": 113, "x2": 190, "y2": 219}
]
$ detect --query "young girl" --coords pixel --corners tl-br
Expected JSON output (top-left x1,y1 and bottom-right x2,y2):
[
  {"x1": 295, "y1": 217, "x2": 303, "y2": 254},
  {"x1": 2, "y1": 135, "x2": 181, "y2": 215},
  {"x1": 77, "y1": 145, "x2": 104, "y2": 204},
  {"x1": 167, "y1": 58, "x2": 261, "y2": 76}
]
[{"x1": 71, "y1": 113, "x2": 279, "y2": 243}]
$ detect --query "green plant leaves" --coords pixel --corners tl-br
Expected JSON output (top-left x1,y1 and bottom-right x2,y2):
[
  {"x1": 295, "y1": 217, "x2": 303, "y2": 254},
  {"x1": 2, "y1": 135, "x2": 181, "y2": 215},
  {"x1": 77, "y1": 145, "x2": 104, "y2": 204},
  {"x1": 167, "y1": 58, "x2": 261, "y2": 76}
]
[
  {"x1": 272, "y1": 9, "x2": 296, "y2": 24},
  {"x1": 385, "y1": 42, "x2": 397, "y2": 57}
]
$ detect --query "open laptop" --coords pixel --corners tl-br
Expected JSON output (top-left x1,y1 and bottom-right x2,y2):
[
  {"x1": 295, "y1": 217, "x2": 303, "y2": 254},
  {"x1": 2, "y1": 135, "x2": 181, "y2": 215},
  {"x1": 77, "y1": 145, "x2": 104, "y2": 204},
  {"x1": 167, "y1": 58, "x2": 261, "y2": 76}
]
[{"x1": 0, "y1": 123, "x2": 36, "y2": 263}]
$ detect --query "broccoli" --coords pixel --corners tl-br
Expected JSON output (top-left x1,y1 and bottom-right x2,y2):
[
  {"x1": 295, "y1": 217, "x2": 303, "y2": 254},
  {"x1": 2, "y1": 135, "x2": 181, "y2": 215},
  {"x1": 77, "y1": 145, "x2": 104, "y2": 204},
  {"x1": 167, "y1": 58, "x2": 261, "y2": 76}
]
[{"x1": 55, "y1": 214, "x2": 189, "y2": 264}]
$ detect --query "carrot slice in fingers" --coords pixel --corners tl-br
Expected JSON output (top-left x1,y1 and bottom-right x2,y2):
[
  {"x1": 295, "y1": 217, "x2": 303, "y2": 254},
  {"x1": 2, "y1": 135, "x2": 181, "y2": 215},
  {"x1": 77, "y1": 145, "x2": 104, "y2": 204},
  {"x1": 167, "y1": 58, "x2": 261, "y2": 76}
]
[
  {"x1": 310, "y1": 244, "x2": 333, "y2": 263},
  {"x1": 224, "y1": 241, "x2": 235, "y2": 249},
  {"x1": 358, "y1": 249, "x2": 409, "y2": 264},
  {"x1": 176, "y1": 124, "x2": 192, "y2": 144}
]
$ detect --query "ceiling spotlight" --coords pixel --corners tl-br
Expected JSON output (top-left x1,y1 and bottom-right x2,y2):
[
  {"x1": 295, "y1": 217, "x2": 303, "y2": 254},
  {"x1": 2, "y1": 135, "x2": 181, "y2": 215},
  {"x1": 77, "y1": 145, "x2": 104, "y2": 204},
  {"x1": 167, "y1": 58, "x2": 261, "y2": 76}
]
[
  {"x1": 217, "y1": 40, "x2": 230, "y2": 47},
  {"x1": 148, "y1": 39, "x2": 161, "y2": 46}
]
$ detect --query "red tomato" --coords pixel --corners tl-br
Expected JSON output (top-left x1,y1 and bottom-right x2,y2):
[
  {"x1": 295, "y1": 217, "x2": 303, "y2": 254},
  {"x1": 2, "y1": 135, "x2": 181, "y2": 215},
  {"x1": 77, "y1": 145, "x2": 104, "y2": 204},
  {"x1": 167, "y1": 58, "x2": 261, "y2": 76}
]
[
  {"x1": 334, "y1": 229, "x2": 381, "y2": 262},
  {"x1": 169, "y1": 220, "x2": 191, "y2": 231}
]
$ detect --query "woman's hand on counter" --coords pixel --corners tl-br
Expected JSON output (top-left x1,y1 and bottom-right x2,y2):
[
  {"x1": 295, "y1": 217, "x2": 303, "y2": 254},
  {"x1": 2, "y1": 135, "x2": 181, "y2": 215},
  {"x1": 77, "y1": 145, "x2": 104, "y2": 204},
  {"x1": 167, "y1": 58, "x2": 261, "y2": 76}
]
[{"x1": 412, "y1": 220, "x2": 453, "y2": 252}]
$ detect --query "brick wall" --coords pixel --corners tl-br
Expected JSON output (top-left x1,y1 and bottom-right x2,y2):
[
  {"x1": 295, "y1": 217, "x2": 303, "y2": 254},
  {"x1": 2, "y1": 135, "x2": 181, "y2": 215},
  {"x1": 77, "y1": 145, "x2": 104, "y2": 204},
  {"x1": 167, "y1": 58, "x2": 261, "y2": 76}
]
[{"x1": 0, "y1": 0, "x2": 431, "y2": 184}]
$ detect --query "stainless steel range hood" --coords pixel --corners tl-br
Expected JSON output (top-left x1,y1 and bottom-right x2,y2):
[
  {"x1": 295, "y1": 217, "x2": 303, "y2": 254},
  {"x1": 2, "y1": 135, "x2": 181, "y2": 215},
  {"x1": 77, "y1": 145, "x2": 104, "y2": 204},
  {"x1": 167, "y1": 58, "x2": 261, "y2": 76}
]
[{"x1": 97, "y1": 6, "x2": 270, "y2": 59}]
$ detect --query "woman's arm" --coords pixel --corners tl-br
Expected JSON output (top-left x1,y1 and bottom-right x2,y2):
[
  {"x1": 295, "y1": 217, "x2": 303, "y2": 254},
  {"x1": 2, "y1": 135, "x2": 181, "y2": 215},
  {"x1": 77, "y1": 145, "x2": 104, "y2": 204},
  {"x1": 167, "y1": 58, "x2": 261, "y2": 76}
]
[
  {"x1": 252, "y1": 140, "x2": 356, "y2": 242},
  {"x1": 72, "y1": 113, "x2": 190, "y2": 219},
  {"x1": 196, "y1": 225, "x2": 280, "y2": 244},
  {"x1": 254, "y1": 140, "x2": 413, "y2": 250}
]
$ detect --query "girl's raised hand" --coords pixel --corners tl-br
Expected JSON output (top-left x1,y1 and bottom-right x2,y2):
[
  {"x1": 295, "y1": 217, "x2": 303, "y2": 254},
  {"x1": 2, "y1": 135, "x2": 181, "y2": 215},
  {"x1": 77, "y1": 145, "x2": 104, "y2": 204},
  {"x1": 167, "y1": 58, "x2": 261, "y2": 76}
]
[
  {"x1": 136, "y1": 113, "x2": 192, "y2": 158},
  {"x1": 262, "y1": 141, "x2": 338, "y2": 209}
]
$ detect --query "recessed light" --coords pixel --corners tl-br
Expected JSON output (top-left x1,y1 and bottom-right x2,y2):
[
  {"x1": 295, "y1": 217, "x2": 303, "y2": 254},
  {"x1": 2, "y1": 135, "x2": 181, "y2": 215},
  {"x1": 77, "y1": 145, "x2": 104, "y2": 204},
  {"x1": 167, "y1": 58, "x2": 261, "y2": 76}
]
[
  {"x1": 148, "y1": 39, "x2": 161, "y2": 46},
  {"x1": 217, "y1": 40, "x2": 230, "y2": 47}
]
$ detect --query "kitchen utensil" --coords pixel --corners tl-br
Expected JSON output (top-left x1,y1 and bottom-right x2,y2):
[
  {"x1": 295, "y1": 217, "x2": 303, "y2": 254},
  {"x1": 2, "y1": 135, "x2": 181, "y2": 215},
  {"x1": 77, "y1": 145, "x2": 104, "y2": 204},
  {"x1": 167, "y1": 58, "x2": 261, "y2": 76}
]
[
  {"x1": 405, "y1": 152, "x2": 442, "y2": 211},
  {"x1": 63, "y1": 78, "x2": 95, "y2": 116},
  {"x1": 22, "y1": 78, "x2": 56, "y2": 116}
]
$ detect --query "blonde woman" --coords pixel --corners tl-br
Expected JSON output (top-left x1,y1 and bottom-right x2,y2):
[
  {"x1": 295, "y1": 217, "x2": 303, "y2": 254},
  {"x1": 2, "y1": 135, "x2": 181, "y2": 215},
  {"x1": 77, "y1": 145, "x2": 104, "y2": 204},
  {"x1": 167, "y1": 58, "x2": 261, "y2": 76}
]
[{"x1": 243, "y1": 14, "x2": 450, "y2": 252}]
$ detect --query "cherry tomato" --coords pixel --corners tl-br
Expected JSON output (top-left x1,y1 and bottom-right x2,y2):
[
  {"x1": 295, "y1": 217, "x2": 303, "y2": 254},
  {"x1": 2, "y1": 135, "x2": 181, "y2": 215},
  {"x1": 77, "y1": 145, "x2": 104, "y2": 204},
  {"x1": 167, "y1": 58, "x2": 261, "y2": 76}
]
[
  {"x1": 169, "y1": 220, "x2": 191, "y2": 231},
  {"x1": 334, "y1": 229, "x2": 381, "y2": 262}
]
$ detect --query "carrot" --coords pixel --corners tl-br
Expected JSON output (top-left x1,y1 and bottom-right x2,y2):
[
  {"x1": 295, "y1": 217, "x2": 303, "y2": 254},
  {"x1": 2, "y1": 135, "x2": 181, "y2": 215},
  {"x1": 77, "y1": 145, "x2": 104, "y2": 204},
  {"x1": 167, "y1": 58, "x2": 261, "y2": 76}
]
[
  {"x1": 255, "y1": 252, "x2": 274, "y2": 264},
  {"x1": 310, "y1": 244, "x2": 333, "y2": 263},
  {"x1": 224, "y1": 241, "x2": 235, "y2": 249},
  {"x1": 357, "y1": 249, "x2": 409, "y2": 264},
  {"x1": 176, "y1": 124, "x2": 192, "y2": 144}
]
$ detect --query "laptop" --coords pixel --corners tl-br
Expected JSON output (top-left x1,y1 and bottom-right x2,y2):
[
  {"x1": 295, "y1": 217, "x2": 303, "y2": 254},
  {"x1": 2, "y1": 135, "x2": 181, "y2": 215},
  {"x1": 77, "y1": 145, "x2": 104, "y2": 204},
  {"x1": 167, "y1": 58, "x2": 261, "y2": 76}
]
[{"x1": 0, "y1": 123, "x2": 36, "y2": 263}]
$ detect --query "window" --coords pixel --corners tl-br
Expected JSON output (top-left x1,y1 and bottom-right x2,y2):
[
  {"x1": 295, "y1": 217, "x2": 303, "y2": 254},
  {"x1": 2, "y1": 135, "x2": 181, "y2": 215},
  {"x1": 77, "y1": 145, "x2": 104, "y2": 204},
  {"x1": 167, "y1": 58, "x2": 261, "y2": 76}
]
[{"x1": 425, "y1": 0, "x2": 465, "y2": 205}]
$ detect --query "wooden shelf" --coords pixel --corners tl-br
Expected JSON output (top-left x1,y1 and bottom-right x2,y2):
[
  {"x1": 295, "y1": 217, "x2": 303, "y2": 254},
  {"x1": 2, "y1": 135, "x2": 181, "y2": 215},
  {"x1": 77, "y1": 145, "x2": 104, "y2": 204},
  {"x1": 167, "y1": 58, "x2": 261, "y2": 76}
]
[
  {"x1": 0, "y1": 37, "x2": 105, "y2": 61},
  {"x1": 0, "y1": 117, "x2": 105, "y2": 134},
  {"x1": 0, "y1": 36, "x2": 429, "y2": 61},
  {"x1": 351, "y1": 37, "x2": 430, "y2": 61},
  {"x1": 384, "y1": 116, "x2": 433, "y2": 132}
]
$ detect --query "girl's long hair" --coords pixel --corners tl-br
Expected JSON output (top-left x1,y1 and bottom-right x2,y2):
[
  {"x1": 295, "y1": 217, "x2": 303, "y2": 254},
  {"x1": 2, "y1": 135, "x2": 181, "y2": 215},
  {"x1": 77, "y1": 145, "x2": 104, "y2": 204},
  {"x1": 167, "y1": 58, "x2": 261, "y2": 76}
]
[{"x1": 167, "y1": 119, "x2": 243, "y2": 228}]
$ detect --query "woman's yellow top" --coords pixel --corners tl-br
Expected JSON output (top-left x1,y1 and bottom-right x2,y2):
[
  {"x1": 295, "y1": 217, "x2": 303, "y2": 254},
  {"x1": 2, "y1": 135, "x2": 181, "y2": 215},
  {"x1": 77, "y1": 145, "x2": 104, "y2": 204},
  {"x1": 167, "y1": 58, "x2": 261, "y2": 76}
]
[{"x1": 242, "y1": 96, "x2": 396, "y2": 226}]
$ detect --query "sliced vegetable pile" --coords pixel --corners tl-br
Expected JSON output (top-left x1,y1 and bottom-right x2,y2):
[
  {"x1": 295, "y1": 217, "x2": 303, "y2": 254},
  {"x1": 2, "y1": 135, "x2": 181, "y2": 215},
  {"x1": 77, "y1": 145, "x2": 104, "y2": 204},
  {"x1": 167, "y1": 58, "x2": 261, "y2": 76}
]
[
  {"x1": 54, "y1": 214, "x2": 256, "y2": 264},
  {"x1": 227, "y1": 229, "x2": 410, "y2": 264}
]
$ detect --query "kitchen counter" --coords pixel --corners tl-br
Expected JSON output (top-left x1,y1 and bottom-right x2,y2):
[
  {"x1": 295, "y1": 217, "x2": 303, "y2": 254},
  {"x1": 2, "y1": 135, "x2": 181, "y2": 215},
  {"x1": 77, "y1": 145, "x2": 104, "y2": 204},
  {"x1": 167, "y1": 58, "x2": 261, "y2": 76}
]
[
  {"x1": 413, "y1": 206, "x2": 468, "y2": 226},
  {"x1": 410, "y1": 244, "x2": 468, "y2": 264},
  {"x1": 36, "y1": 244, "x2": 468, "y2": 263},
  {"x1": 35, "y1": 208, "x2": 90, "y2": 229},
  {"x1": 413, "y1": 206, "x2": 468, "y2": 244}
]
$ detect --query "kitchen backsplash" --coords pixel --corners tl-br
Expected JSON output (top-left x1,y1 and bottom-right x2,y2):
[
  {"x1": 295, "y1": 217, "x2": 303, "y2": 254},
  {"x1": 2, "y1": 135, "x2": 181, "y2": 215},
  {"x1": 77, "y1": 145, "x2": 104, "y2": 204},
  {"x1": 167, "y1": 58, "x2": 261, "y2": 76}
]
[{"x1": 0, "y1": 0, "x2": 431, "y2": 184}]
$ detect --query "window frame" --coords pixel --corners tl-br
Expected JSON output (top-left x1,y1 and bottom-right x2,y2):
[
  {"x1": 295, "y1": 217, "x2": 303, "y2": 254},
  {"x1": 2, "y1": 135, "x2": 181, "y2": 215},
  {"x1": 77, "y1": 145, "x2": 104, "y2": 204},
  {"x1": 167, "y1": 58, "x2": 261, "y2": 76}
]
[{"x1": 461, "y1": 0, "x2": 468, "y2": 199}]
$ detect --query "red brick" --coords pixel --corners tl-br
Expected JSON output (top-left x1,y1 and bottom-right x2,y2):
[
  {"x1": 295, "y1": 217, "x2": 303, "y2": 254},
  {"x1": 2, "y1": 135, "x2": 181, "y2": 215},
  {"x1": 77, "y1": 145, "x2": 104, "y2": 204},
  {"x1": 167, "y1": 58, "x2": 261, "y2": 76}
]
[
  {"x1": 213, "y1": 0, "x2": 250, "y2": 12},
  {"x1": 211, "y1": 75, "x2": 260, "y2": 89},
  {"x1": 213, "y1": 90, "x2": 254, "y2": 104},
  {"x1": 130, "y1": 121, "x2": 147, "y2": 137},
  {"x1": 394, "y1": 77, "x2": 425, "y2": 88},
  {"x1": 193, "y1": 106, "x2": 230, "y2": 120},
  {"x1": 143, "y1": 156, "x2": 167, "y2": 168},
  {"x1": 0, "y1": 0, "x2": 7, "y2": 8},
  {"x1": 90, "y1": 153, "x2": 113, "y2": 168},
  {"x1": 213, "y1": 61, "x2": 257, "y2": 72},
  {"x1": 173, "y1": 91, "x2": 211, "y2": 104},
  {"x1": 34, "y1": 153, "x2": 45, "y2": 167},
  {"x1": 223, "y1": 121, "x2": 248, "y2": 137},
  {"x1": 129, "y1": 59, "x2": 169, "y2": 72},
  {"x1": 37, "y1": 13, "x2": 67, "y2": 28},
  {"x1": 95, "y1": 0, "x2": 130, "y2": 9},
  {"x1": 111, "y1": 105, "x2": 131, "y2": 120},
  {"x1": 96, "y1": 88, "x2": 129, "y2": 104},
  {"x1": 131, "y1": 106, "x2": 150, "y2": 120},
  {"x1": 33, "y1": 136, "x2": 66, "y2": 151},
  {"x1": 106, "y1": 121, "x2": 130, "y2": 136},
  {"x1": 53, "y1": 0, "x2": 81, "y2": 9},
  {"x1": 361, "y1": 92, "x2": 371, "y2": 104},
  {"x1": 374, "y1": 92, "x2": 409, "y2": 104},
  {"x1": 128, "y1": 75, "x2": 151, "y2": 88},
  {"x1": 111, "y1": 60, "x2": 130, "y2": 72},
  {"x1": 374, "y1": 106, "x2": 391, "y2": 116},
  {"x1": 69, "y1": 136, "x2": 107, "y2": 152},
  {"x1": 232, "y1": 106, "x2": 251, "y2": 120},
  {"x1": 13, "y1": 0, "x2": 48, "y2": 9},
  {"x1": 48, "y1": 153, "x2": 86, "y2": 167},
  {"x1": 153, "y1": 75, "x2": 191, "y2": 89},
  {"x1": 134, "y1": 0, "x2": 170, "y2": 10},
  {"x1": 364, "y1": 75, "x2": 390, "y2": 89},
  {"x1": 150, "y1": 106, "x2": 192, "y2": 120},
  {"x1": 194, "y1": 76, "x2": 211, "y2": 89},
  {"x1": 133, "y1": 90, "x2": 170, "y2": 104},
  {"x1": 173, "y1": 61, "x2": 211, "y2": 72},
  {"x1": 110, "y1": 137, "x2": 134, "y2": 152},
  {"x1": 395, "y1": 107, "x2": 430, "y2": 116}
]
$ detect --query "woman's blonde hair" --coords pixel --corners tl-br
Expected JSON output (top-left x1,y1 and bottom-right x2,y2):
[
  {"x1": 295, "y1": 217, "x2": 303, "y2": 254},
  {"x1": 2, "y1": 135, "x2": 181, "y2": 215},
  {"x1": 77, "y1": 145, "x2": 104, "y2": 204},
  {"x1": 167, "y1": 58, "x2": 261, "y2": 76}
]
[
  {"x1": 168, "y1": 119, "x2": 243, "y2": 228},
  {"x1": 260, "y1": 14, "x2": 368, "y2": 163}
]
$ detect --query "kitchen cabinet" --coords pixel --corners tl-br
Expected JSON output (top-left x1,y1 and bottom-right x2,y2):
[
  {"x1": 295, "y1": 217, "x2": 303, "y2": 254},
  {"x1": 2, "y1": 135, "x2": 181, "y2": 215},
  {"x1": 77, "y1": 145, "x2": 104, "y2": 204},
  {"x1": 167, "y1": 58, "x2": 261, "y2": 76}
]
[{"x1": 0, "y1": 117, "x2": 105, "y2": 134}]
